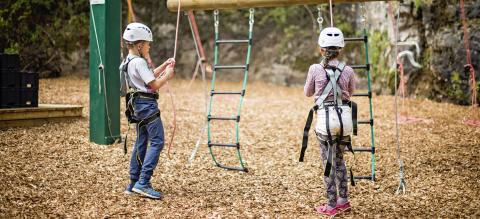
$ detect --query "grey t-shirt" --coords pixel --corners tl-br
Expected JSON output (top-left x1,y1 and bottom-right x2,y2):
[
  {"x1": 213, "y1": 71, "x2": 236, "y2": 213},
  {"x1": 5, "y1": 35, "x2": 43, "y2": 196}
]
[{"x1": 123, "y1": 54, "x2": 156, "y2": 93}]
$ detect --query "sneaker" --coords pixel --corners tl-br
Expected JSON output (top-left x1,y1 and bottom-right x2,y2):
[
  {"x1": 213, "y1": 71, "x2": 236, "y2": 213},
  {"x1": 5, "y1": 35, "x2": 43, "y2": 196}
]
[
  {"x1": 336, "y1": 201, "x2": 351, "y2": 211},
  {"x1": 315, "y1": 204, "x2": 337, "y2": 216},
  {"x1": 124, "y1": 181, "x2": 137, "y2": 195},
  {"x1": 132, "y1": 182, "x2": 162, "y2": 199}
]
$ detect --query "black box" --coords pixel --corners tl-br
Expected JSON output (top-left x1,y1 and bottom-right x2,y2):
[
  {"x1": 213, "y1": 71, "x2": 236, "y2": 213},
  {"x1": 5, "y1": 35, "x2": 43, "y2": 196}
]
[
  {"x1": 20, "y1": 72, "x2": 39, "y2": 88},
  {"x1": 18, "y1": 88, "x2": 38, "y2": 107},
  {"x1": 0, "y1": 54, "x2": 20, "y2": 70},
  {"x1": 0, "y1": 87, "x2": 19, "y2": 108},
  {"x1": 0, "y1": 69, "x2": 19, "y2": 88}
]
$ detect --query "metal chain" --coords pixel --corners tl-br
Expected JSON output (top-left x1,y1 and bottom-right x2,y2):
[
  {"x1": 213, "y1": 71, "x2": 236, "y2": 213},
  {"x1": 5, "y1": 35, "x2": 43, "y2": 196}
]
[
  {"x1": 249, "y1": 8, "x2": 255, "y2": 32},
  {"x1": 361, "y1": 3, "x2": 367, "y2": 29},
  {"x1": 214, "y1": 10, "x2": 219, "y2": 34},
  {"x1": 317, "y1": 6, "x2": 323, "y2": 33}
]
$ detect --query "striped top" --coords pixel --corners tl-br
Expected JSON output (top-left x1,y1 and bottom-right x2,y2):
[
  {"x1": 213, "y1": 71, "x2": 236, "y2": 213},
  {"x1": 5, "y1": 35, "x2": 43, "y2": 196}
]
[{"x1": 304, "y1": 59, "x2": 356, "y2": 102}]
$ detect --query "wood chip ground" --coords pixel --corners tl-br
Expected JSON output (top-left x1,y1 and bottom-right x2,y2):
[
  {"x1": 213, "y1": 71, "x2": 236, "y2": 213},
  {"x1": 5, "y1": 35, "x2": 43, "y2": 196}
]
[{"x1": 0, "y1": 76, "x2": 479, "y2": 218}]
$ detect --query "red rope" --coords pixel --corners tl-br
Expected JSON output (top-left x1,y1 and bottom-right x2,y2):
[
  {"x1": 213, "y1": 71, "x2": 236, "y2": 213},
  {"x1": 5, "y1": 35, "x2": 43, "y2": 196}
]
[
  {"x1": 389, "y1": 2, "x2": 432, "y2": 125},
  {"x1": 460, "y1": 0, "x2": 479, "y2": 126},
  {"x1": 145, "y1": 1, "x2": 180, "y2": 159},
  {"x1": 164, "y1": 0, "x2": 182, "y2": 159},
  {"x1": 460, "y1": 0, "x2": 478, "y2": 108}
]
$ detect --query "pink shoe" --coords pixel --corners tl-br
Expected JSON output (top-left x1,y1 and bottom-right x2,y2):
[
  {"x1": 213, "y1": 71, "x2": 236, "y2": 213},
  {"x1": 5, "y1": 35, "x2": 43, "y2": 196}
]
[
  {"x1": 315, "y1": 204, "x2": 338, "y2": 216},
  {"x1": 336, "y1": 201, "x2": 351, "y2": 211}
]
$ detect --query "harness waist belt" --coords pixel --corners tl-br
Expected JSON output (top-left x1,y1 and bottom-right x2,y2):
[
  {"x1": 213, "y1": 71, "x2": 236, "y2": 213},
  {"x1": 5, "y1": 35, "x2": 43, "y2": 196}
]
[
  {"x1": 132, "y1": 92, "x2": 159, "y2": 100},
  {"x1": 317, "y1": 100, "x2": 351, "y2": 109},
  {"x1": 299, "y1": 100, "x2": 357, "y2": 162}
]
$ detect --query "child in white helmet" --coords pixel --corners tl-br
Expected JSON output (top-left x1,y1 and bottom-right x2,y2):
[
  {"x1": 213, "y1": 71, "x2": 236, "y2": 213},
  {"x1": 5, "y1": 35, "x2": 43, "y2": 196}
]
[
  {"x1": 120, "y1": 22, "x2": 175, "y2": 199},
  {"x1": 304, "y1": 27, "x2": 356, "y2": 216}
]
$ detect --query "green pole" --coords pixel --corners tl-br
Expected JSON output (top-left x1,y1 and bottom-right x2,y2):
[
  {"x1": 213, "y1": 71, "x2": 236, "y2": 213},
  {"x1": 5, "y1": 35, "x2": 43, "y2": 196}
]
[{"x1": 89, "y1": 0, "x2": 121, "y2": 145}]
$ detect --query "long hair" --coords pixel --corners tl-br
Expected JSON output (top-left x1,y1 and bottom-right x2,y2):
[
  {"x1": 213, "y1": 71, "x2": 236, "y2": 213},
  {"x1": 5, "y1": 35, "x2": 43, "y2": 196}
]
[{"x1": 321, "y1": 46, "x2": 341, "y2": 68}]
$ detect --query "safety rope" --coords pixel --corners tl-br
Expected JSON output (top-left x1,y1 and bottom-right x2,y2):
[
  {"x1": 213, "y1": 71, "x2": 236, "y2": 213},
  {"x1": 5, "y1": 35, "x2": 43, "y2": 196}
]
[
  {"x1": 164, "y1": 0, "x2": 182, "y2": 159},
  {"x1": 187, "y1": 10, "x2": 210, "y2": 164},
  {"x1": 388, "y1": 1, "x2": 407, "y2": 195},
  {"x1": 460, "y1": 0, "x2": 480, "y2": 126},
  {"x1": 127, "y1": 0, "x2": 137, "y2": 23},
  {"x1": 328, "y1": 0, "x2": 334, "y2": 27},
  {"x1": 90, "y1": 2, "x2": 117, "y2": 143}
]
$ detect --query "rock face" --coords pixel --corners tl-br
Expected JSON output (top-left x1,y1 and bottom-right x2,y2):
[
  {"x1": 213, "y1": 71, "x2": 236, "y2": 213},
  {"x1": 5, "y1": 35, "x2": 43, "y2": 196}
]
[
  {"x1": 421, "y1": 0, "x2": 479, "y2": 105},
  {"x1": 361, "y1": 0, "x2": 479, "y2": 104}
]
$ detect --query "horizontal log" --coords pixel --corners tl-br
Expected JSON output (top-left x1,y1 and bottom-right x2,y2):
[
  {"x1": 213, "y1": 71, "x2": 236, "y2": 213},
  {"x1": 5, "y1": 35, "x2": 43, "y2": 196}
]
[{"x1": 167, "y1": 0, "x2": 396, "y2": 11}]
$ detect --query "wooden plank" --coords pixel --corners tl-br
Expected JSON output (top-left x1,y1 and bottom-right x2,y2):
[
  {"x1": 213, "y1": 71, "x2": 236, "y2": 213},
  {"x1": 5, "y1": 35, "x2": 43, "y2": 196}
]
[
  {"x1": 0, "y1": 117, "x2": 83, "y2": 129},
  {"x1": 167, "y1": 0, "x2": 396, "y2": 11},
  {"x1": 0, "y1": 104, "x2": 83, "y2": 121}
]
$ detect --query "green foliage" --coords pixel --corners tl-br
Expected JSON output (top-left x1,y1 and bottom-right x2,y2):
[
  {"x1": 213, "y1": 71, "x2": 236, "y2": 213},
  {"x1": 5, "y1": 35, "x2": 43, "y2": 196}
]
[
  {"x1": 0, "y1": 0, "x2": 89, "y2": 73},
  {"x1": 368, "y1": 30, "x2": 393, "y2": 93},
  {"x1": 413, "y1": 0, "x2": 424, "y2": 10},
  {"x1": 448, "y1": 71, "x2": 468, "y2": 102}
]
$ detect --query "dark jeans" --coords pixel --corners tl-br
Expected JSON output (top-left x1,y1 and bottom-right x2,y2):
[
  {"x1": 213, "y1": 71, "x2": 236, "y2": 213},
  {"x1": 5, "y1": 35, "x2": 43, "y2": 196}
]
[{"x1": 129, "y1": 97, "x2": 164, "y2": 184}]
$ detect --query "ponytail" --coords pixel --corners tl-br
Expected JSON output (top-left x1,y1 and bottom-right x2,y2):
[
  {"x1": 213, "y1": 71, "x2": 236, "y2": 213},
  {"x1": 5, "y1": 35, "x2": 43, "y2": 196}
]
[{"x1": 321, "y1": 47, "x2": 341, "y2": 68}]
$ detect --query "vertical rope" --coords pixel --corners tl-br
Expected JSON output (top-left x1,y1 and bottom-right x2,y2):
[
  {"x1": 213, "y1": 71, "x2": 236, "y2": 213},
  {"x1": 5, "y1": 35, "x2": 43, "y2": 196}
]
[
  {"x1": 127, "y1": 0, "x2": 137, "y2": 23},
  {"x1": 165, "y1": 0, "x2": 182, "y2": 159},
  {"x1": 329, "y1": 0, "x2": 334, "y2": 27},
  {"x1": 173, "y1": 0, "x2": 181, "y2": 59},
  {"x1": 90, "y1": 2, "x2": 116, "y2": 142},
  {"x1": 460, "y1": 0, "x2": 478, "y2": 112},
  {"x1": 390, "y1": 2, "x2": 406, "y2": 195}
]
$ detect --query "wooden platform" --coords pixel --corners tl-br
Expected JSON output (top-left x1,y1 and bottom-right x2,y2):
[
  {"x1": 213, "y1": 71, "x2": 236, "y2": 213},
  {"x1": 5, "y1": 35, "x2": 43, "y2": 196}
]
[{"x1": 0, "y1": 104, "x2": 83, "y2": 128}]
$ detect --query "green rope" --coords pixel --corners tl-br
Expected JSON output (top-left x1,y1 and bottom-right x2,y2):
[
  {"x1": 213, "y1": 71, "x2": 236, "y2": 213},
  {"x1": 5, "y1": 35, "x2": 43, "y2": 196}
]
[
  {"x1": 363, "y1": 28, "x2": 376, "y2": 181},
  {"x1": 208, "y1": 10, "x2": 220, "y2": 164},
  {"x1": 207, "y1": 9, "x2": 255, "y2": 171}
]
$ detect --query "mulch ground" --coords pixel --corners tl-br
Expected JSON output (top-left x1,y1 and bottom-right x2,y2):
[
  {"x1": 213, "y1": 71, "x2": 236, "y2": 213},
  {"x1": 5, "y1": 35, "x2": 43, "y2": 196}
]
[{"x1": 0, "y1": 75, "x2": 479, "y2": 218}]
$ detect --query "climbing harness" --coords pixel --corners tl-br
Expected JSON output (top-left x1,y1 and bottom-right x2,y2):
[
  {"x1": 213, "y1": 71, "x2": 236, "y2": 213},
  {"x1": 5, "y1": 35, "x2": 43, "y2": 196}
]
[
  {"x1": 299, "y1": 62, "x2": 356, "y2": 186},
  {"x1": 302, "y1": 2, "x2": 378, "y2": 182},
  {"x1": 206, "y1": 9, "x2": 255, "y2": 172},
  {"x1": 120, "y1": 56, "x2": 161, "y2": 155},
  {"x1": 126, "y1": 0, "x2": 181, "y2": 159}
]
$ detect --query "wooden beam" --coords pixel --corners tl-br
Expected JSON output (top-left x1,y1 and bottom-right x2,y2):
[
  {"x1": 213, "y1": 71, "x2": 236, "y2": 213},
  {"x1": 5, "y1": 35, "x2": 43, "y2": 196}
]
[
  {"x1": 0, "y1": 104, "x2": 83, "y2": 129},
  {"x1": 167, "y1": 0, "x2": 394, "y2": 11}
]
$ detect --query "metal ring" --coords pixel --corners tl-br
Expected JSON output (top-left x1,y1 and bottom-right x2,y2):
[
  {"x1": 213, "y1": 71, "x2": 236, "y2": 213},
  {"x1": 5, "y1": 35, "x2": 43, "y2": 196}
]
[
  {"x1": 214, "y1": 10, "x2": 219, "y2": 27},
  {"x1": 249, "y1": 8, "x2": 255, "y2": 24}
]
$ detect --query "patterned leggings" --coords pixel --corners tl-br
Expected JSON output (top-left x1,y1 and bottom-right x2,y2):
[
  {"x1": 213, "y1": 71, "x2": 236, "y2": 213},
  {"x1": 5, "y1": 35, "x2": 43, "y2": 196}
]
[{"x1": 318, "y1": 135, "x2": 349, "y2": 208}]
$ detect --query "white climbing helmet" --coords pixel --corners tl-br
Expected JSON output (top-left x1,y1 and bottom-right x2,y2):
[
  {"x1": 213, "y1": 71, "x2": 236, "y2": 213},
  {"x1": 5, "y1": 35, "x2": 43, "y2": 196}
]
[
  {"x1": 318, "y1": 27, "x2": 345, "y2": 48},
  {"x1": 123, "y1": 23, "x2": 153, "y2": 43}
]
